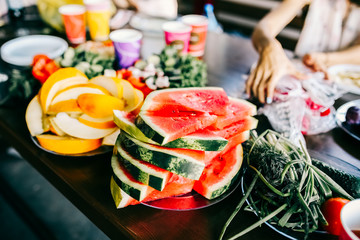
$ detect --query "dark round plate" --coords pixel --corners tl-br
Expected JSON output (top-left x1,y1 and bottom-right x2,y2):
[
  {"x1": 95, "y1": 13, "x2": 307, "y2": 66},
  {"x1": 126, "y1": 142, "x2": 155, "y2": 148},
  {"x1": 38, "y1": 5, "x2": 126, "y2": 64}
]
[
  {"x1": 335, "y1": 99, "x2": 360, "y2": 141},
  {"x1": 31, "y1": 136, "x2": 113, "y2": 157},
  {"x1": 142, "y1": 174, "x2": 242, "y2": 211},
  {"x1": 241, "y1": 150, "x2": 359, "y2": 240}
]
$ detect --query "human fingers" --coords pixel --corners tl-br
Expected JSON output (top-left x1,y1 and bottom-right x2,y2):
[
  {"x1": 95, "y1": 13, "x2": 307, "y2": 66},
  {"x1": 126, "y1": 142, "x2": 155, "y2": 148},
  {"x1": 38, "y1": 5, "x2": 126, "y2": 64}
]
[
  {"x1": 266, "y1": 75, "x2": 278, "y2": 104},
  {"x1": 246, "y1": 68, "x2": 257, "y2": 96},
  {"x1": 251, "y1": 68, "x2": 265, "y2": 99}
]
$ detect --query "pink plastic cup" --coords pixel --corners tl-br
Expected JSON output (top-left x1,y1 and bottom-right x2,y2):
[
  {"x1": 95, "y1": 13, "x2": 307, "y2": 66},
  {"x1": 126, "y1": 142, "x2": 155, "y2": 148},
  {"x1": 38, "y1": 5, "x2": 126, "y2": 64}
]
[
  {"x1": 162, "y1": 21, "x2": 192, "y2": 54},
  {"x1": 340, "y1": 199, "x2": 360, "y2": 240},
  {"x1": 181, "y1": 15, "x2": 208, "y2": 57},
  {"x1": 59, "y1": 4, "x2": 86, "y2": 44}
]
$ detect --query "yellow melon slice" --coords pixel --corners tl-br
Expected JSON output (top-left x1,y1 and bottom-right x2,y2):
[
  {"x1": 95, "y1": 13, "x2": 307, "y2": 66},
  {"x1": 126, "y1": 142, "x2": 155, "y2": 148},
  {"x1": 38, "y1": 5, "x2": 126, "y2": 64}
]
[
  {"x1": 89, "y1": 76, "x2": 123, "y2": 98},
  {"x1": 47, "y1": 99, "x2": 82, "y2": 114},
  {"x1": 53, "y1": 112, "x2": 117, "y2": 139},
  {"x1": 77, "y1": 93, "x2": 125, "y2": 118},
  {"x1": 36, "y1": 134, "x2": 102, "y2": 154},
  {"x1": 25, "y1": 95, "x2": 45, "y2": 136},
  {"x1": 39, "y1": 68, "x2": 88, "y2": 113},
  {"x1": 50, "y1": 83, "x2": 110, "y2": 106},
  {"x1": 121, "y1": 79, "x2": 140, "y2": 112},
  {"x1": 102, "y1": 128, "x2": 120, "y2": 146},
  {"x1": 78, "y1": 114, "x2": 117, "y2": 129}
]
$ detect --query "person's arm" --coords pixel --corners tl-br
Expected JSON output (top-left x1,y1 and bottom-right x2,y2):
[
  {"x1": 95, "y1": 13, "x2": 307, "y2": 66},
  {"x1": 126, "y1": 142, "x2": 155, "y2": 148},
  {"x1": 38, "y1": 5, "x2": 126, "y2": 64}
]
[
  {"x1": 246, "y1": 0, "x2": 310, "y2": 104},
  {"x1": 304, "y1": 44, "x2": 360, "y2": 74}
]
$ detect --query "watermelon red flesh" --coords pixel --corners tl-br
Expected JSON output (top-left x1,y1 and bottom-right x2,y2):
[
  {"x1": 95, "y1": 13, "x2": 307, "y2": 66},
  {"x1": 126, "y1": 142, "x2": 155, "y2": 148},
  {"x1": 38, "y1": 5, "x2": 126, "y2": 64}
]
[
  {"x1": 141, "y1": 87, "x2": 230, "y2": 116},
  {"x1": 136, "y1": 111, "x2": 218, "y2": 145},
  {"x1": 210, "y1": 116, "x2": 258, "y2": 139},
  {"x1": 204, "y1": 130, "x2": 249, "y2": 165},
  {"x1": 193, "y1": 144, "x2": 243, "y2": 200},
  {"x1": 210, "y1": 97, "x2": 257, "y2": 129}
]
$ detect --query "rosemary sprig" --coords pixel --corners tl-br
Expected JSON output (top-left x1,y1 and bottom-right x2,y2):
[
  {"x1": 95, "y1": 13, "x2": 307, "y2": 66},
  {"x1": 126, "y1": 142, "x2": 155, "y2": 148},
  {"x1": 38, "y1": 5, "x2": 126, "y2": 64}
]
[{"x1": 219, "y1": 129, "x2": 354, "y2": 240}]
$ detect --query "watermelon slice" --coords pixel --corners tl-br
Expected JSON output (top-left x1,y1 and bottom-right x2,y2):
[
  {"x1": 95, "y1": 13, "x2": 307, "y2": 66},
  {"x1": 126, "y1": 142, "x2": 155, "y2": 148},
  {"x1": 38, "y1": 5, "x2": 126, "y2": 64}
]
[
  {"x1": 118, "y1": 132, "x2": 206, "y2": 180},
  {"x1": 113, "y1": 110, "x2": 228, "y2": 151},
  {"x1": 193, "y1": 144, "x2": 243, "y2": 200},
  {"x1": 135, "y1": 110, "x2": 217, "y2": 145},
  {"x1": 110, "y1": 174, "x2": 195, "y2": 209},
  {"x1": 111, "y1": 155, "x2": 153, "y2": 201},
  {"x1": 114, "y1": 141, "x2": 171, "y2": 191},
  {"x1": 141, "y1": 87, "x2": 230, "y2": 116},
  {"x1": 210, "y1": 97, "x2": 257, "y2": 129},
  {"x1": 113, "y1": 110, "x2": 156, "y2": 144}
]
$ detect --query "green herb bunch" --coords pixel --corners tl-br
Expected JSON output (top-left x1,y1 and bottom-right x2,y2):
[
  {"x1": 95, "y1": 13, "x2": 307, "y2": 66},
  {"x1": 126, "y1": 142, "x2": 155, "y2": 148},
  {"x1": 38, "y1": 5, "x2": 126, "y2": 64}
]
[
  {"x1": 158, "y1": 46, "x2": 207, "y2": 88},
  {"x1": 220, "y1": 130, "x2": 354, "y2": 240}
]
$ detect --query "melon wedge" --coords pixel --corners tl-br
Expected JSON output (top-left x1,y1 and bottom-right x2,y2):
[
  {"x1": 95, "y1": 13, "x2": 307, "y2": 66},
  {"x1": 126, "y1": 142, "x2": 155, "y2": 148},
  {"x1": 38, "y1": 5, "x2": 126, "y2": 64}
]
[
  {"x1": 115, "y1": 142, "x2": 171, "y2": 191},
  {"x1": 118, "y1": 132, "x2": 205, "y2": 180},
  {"x1": 102, "y1": 128, "x2": 120, "y2": 146},
  {"x1": 193, "y1": 144, "x2": 243, "y2": 200},
  {"x1": 135, "y1": 111, "x2": 218, "y2": 145},
  {"x1": 141, "y1": 87, "x2": 230, "y2": 116},
  {"x1": 47, "y1": 99, "x2": 83, "y2": 114},
  {"x1": 110, "y1": 176, "x2": 138, "y2": 208},
  {"x1": 36, "y1": 134, "x2": 102, "y2": 154},
  {"x1": 53, "y1": 112, "x2": 117, "y2": 139},
  {"x1": 39, "y1": 68, "x2": 88, "y2": 113},
  {"x1": 211, "y1": 116, "x2": 258, "y2": 139},
  {"x1": 89, "y1": 76, "x2": 124, "y2": 98},
  {"x1": 77, "y1": 93, "x2": 125, "y2": 118},
  {"x1": 25, "y1": 95, "x2": 45, "y2": 136},
  {"x1": 78, "y1": 114, "x2": 116, "y2": 129},
  {"x1": 211, "y1": 97, "x2": 257, "y2": 129},
  {"x1": 121, "y1": 79, "x2": 140, "y2": 112},
  {"x1": 50, "y1": 83, "x2": 110, "y2": 106}
]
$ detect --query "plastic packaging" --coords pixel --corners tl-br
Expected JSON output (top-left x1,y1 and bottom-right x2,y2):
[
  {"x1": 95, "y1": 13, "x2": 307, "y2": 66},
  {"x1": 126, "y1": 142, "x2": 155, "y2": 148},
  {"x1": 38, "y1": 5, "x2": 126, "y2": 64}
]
[{"x1": 204, "y1": 3, "x2": 223, "y2": 33}]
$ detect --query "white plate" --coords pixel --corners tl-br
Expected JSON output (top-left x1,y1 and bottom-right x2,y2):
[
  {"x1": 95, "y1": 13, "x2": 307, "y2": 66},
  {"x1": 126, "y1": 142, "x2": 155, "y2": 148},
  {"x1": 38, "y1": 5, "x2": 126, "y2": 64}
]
[
  {"x1": 327, "y1": 64, "x2": 360, "y2": 95},
  {"x1": 0, "y1": 35, "x2": 68, "y2": 66}
]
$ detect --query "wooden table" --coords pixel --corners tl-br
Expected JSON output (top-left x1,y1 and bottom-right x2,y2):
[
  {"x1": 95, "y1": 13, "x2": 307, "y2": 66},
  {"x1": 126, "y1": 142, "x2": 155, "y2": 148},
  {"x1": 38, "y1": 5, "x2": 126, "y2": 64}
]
[{"x1": 0, "y1": 13, "x2": 359, "y2": 240}]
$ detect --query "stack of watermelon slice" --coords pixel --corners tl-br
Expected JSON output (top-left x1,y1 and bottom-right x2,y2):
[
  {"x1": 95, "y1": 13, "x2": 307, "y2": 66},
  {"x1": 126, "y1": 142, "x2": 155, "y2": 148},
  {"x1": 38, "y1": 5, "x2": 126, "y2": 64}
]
[{"x1": 110, "y1": 87, "x2": 258, "y2": 208}]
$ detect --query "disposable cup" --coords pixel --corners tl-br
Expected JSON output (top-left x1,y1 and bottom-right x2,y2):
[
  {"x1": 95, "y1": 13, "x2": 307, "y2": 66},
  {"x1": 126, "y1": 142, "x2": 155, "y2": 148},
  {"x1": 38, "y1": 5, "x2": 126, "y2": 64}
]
[
  {"x1": 340, "y1": 199, "x2": 360, "y2": 240},
  {"x1": 59, "y1": 4, "x2": 86, "y2": 44},
  {"x1": 162, "y1": 21, "x2": 192, "y2": 54},
  {"x1": 181, "y1": 15, "x2": 208, "y2": 57},
  {"x1": 84, "y1": 0, "x2": 111, "y2": 41},
  {"x1": 109, "y1": 29, "x2": 143, "y2": 69}
]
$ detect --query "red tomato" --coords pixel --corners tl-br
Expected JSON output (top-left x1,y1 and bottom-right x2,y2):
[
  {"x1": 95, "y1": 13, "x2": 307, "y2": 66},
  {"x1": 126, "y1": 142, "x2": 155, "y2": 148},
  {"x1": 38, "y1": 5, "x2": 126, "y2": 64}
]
[{"x1": 321, "y1": 197, "x2": 350, "y2": 235}]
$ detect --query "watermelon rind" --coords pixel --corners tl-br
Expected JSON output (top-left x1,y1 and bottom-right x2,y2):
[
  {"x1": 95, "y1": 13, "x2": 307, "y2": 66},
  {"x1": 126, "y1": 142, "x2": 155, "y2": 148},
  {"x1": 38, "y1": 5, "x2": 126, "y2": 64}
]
[
  {"x1": 113, "y1": 110, "x2": 157, "y2": 144},
  {"x1": 164, "y1": 133, "x2": 228, "y2": 151},
  {"x1": 110, "y1": 176, "x2": 136, "y2": 208},
  {"x1": 111, "y1": 155, "x2": 151, "y2": 201},
  {"x1": 118, "y1": 132, "x2": 205, "y2": 180},
  {"x1": 135, "y1": 112, "x2": 168, "y2": 144},
  {"x1": 114, "y1": 110, "x2": 228, "y2": 151},
  {"x1": 194, "y1": 144, "x2": 244, "y2": 200},
  {"x1": 115, "y1": 140, "x2": 171, "y2": 191}
]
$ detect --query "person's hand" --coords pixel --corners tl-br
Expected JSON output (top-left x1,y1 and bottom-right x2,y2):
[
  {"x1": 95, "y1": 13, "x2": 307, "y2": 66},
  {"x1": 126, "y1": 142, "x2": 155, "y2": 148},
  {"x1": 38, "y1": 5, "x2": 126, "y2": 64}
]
[
  {"x1": 302, "y1": 52, "x2": 329, "y2": 78},
  {"x1": 246, "y1": 40, "x2": 304, "y2": 104}
]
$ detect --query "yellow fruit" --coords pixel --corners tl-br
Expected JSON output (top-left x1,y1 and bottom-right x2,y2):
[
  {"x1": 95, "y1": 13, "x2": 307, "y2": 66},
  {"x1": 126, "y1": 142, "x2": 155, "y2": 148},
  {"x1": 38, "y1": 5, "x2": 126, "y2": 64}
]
[
  {"x1": 47, "y1": 99, "x2": 82, "y2": 114},
  {"x1": 89, "y1": 76, "x2": 123, "y2": 98},
  {"x1": 77, "y1": 93, "x2": 125, "y2": 118},
  {"x1": 25, "y1": 95, "x2": 45, "y2": 136},
  {"x1": 36, "y1": 134, "x2": 102, "y2": 154},
  {"x1": 50, "y1": 83, "x2": 110, "y2": 106},
  {"x1": 78, "y1": 114, "x2": 117, "y2": 129},
  {"x1": 53, "y1": 112, "x2": 117, "y2": 139},
  {"x1": 131, "y1": 89, "x2": 144, "y2": 115},
  {"x1": 121, "y1": 79, "x2": 140, "y2": 112},
  {"x1": 39, "y1": 68, "x2": 88, "y2": 113}
]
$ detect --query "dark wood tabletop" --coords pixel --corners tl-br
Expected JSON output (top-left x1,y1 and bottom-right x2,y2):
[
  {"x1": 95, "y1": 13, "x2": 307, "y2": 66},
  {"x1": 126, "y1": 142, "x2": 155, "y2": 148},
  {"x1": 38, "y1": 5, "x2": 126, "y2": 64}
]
[{"x1": 0, "y1": 8, "x2": 359, "y2": 240}]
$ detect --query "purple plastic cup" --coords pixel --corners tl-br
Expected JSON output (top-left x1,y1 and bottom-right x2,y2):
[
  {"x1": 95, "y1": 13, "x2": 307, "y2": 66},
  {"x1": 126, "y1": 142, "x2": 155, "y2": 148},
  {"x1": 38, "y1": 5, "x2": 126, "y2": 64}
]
[{"x1": 109, "y1": 29, "x2": 143, "y2": 69}]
